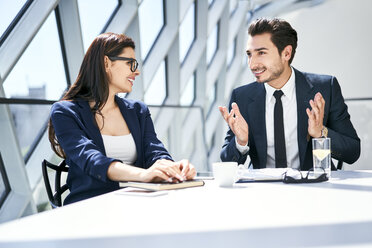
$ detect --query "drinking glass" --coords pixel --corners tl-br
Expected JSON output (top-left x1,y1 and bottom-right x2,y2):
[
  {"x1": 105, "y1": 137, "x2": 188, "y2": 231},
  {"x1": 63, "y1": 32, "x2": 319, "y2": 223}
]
[{"x1": 312, "y1": 138, "x2": 331, "y2": 178}]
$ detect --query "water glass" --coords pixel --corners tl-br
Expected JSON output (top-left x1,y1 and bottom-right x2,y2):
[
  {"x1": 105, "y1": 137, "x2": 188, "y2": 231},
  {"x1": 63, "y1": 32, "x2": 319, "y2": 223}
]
[{"x1": 312, "y1": 138, "x2": 331, "y2": 178}]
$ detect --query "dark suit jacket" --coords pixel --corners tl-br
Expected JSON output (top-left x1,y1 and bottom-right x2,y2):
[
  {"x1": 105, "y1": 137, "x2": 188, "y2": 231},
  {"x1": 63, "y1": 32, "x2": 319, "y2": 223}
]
[
  {"x1": 50, "y1": 96, "x2": 172, "y2": 204},
  {"x1": 220, "y1": 68, "x2": 360, "y2": 170}
]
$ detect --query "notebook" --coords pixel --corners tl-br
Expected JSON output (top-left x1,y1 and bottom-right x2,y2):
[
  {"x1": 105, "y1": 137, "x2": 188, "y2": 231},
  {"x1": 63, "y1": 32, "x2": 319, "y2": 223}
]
[{"x1": 119, "y1": 180, "x2": 205, "y2": 191}]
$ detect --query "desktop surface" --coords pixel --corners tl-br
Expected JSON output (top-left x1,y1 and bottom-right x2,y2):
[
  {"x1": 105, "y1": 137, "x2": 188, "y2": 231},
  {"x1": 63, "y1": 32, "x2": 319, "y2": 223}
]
[{"x1": 0, "y1": 170, "x2": 371, "y2": 248}]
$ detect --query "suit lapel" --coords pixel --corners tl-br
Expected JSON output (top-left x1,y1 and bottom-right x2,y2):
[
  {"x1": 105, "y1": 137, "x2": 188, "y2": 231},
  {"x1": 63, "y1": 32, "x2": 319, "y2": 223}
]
[
  {"x1": 294, "y1": 69, "x2": 314, "y2": 168},
  {"x1": 247, "y1": 84, "x2": 267, "y2": 168},
  {"x1": 77, "y1": 100, "x2": 106, "y2": 154}
]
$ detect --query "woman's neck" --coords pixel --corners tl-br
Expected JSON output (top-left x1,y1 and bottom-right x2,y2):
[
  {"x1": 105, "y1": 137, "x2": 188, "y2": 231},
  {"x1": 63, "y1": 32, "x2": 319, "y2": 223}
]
[
  {"x1": 101, "y1": 94, "x2": 117, "y2": 114},
  {"x1": 89, "y1": 93, "x2": 117, "y2": 113}
]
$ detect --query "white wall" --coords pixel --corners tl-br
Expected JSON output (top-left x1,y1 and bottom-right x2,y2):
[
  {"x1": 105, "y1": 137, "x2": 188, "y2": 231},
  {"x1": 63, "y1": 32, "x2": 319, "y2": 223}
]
[{"x1": 281, "y1": 0, "x2": 372, "y2": 99}]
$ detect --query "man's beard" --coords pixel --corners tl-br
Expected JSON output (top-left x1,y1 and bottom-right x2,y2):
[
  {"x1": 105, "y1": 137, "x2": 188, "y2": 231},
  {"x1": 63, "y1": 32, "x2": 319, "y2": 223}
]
[{"x1": 253, "y1": 63, "x2": 284, "y2": 83}]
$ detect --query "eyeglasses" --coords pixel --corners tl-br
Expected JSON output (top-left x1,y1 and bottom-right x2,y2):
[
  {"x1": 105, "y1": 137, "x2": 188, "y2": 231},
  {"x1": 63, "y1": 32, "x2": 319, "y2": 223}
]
[
  {"x1": 283, "y1": 168, "x2": 328, "y2": 184},
  {"x1": 108, "y1": 56, "x2": 139, "y2": 72}
]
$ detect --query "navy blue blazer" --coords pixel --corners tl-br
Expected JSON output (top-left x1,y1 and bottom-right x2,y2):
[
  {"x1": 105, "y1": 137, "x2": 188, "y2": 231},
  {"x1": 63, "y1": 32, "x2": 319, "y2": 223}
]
[
  {"x1": 220, "y1": 68, "x2": 360, "y2": 170},
  {"x1": 50, "y1": 96, "x2": 172, "y2": 204}
]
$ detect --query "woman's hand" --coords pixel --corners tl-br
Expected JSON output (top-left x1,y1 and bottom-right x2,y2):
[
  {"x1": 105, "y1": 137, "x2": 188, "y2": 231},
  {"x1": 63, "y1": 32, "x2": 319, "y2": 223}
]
[
  {"x1": 175, "y1": 159, "x2": 196, "y2": 180},
  {"x1": 140, "y1": 159, "x2": 184, "y2": 183},
  {"x1": 140, "y1": 159, "x2": 196, "y2": 183}
]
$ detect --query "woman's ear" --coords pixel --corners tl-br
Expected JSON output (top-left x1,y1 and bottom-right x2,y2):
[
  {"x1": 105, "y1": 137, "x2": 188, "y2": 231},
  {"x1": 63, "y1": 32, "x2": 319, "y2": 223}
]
[{"x1": 104, "y1": 56, "x2": 110, "y2": 73}]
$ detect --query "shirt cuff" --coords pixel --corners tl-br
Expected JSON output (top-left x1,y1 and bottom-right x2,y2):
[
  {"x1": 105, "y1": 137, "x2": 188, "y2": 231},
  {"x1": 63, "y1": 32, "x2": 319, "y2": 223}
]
[{"x1": 235, "y1": 138, "x2": 249, "y2": 155}]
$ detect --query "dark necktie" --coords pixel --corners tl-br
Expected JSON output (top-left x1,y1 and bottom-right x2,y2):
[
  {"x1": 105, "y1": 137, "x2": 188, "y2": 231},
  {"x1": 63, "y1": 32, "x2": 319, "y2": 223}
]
[{"x1": 273, "y1": 90, "x2": 287, "y2": 168}]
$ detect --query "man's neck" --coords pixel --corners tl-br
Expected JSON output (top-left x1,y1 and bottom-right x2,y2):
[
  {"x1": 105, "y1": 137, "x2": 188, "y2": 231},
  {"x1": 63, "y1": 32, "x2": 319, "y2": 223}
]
[{"x1": 267, "y1": 65, "x2": 292, "y2": 89}]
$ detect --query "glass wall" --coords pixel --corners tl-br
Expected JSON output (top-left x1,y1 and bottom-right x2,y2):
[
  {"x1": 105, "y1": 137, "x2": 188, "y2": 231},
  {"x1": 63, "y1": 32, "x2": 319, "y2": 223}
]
[
  {"x1": 180, "y1": 72, "x2": 195, "y2": 106},
  {"x1": 144, "y1": 60, "x2": 167, "y2": 105},
  {"x1": 179, "y1": 1, "x2": 195, "y2": 63},
  {"x1": 0, "y1": 154, "x2": 11, "y2": 209},
  {"x1": 0, "y1": 0, "x2": 28, "y2": 38},
  {"x1": 2, "y1": 11, "x2": 67, "y2": 158},
  {"x1": 206, "y1": 23, "x2": 219, "y2": 66},
  {"x1": 138, "y1": 0, "x2": 165, "y2": 62},
  {"x1": 77, "y1": 0, "x2": 119, "y2": 52}
]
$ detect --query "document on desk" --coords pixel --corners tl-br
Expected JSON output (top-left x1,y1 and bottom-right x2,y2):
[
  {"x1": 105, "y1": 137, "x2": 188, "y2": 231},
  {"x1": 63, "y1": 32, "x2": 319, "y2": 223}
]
[
  {"x1": 116, "y1": 187, "x2": 169, "y2": 197},
  {"x1": 236, "y1": 168, "x2": 288, "y2": 183}
]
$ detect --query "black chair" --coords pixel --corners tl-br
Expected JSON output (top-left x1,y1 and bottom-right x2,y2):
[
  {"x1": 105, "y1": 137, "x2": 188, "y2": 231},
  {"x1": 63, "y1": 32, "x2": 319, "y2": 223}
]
[{"x1": 41, "y1": 159, "x2": 69, "y2": 208}]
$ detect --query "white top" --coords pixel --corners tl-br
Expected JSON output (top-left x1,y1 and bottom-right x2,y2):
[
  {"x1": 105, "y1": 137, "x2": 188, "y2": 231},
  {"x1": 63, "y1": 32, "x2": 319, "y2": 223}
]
[
  {"x1": 102, "y1": 134, "x2": 137, "y2": 164},
  {"x1": 237, "y1": 67, "x2": 300, "y2": 169}
]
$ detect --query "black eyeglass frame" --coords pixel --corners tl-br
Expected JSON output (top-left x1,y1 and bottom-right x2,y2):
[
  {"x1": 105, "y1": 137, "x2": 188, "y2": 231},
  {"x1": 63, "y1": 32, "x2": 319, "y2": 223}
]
[
  {"x1": 108, "y1": 56, "x2": 139, "y2": 72},
  {"x1": 283, "y1": 168, "x2": 328, "y2": 184}
]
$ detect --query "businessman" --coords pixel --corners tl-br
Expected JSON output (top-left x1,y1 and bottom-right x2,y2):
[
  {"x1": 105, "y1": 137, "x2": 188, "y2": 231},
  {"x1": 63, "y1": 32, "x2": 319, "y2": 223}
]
[{"x1": 219, "y1": 18, "x2": 360, "y2": 170}]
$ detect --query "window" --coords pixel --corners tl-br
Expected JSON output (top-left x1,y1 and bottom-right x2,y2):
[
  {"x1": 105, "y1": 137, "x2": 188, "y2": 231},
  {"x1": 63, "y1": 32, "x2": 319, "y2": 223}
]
[
  {"x1": 3, "y1": 11, "x2": 67, "y2": 158},
  {"x1": 0, "y1": 153, "x2": 11, "y2": 209},
  {"x1": 77, "y1": 0, "x2": 119, "y2": 52},
  {"x1": 144, "y1": 60, "x2": 167, "y2": 105},
  {"x1": 160, "y1": 127, "x2": 171, "y2": 152},
  {"x1": 0, "y1": 0, "x2": 28, "y2": 39},
  {"x1": 179, "y1": 1, "x2": 195, "y2": 63},
  {"x1": 206, "y1": 23, "x2": 219, "y2": 66},
  {"x1": 242, "y1": 51, "x2": 248, "y2": 67},
  {"x1": 208, "y1": 133, "x2": 216, "y2": 154},
  {"x1": 180, "y1": 72, "x2": 195, "y2": 106},
  {"x1": 3, "y1": 12, "x2": 66, "y2": 100},
  {"x1": 226, "y1": 38, "x2": 236, "y2": 67},
  {"x1": 206, "y1": 81, "x2": 217, "y2": 116},
  {"x1": 138, "y1": 0, "x2": 165, "y2": 62},
  {"x1": 229, "y1": 0, "x2": 238, "y2": 15}
]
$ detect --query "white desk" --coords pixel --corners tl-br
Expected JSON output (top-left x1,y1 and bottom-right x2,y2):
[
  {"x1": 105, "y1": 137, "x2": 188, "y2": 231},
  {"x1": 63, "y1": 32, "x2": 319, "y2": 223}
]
[{"x1": 1, "y1": 170, "x2": 372, "y2": 248}]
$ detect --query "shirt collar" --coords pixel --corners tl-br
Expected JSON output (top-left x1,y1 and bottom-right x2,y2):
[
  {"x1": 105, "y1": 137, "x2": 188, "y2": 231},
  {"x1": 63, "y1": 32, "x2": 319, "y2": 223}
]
[{"x1": 265, "y1": 67, "x2": 296, "y2": 101}]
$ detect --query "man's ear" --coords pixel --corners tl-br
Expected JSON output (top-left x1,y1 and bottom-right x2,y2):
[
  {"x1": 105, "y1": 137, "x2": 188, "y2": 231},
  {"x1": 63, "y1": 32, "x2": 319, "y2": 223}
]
[{"x1": 282, "y1": 45, "x2": 293, "y2": 62}]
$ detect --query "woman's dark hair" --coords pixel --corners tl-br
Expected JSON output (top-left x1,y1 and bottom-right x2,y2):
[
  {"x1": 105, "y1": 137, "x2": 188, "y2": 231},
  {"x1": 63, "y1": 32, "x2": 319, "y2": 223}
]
[
  {"x1": 248, "y1": 18, "x2": 298, "y2": 64},
  {"x1": 49, "y1": 32, "x2": 135, "y2": 158}
]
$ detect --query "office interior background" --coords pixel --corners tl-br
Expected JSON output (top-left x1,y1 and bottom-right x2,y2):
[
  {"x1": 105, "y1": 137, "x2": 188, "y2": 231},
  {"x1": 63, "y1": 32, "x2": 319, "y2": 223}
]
[{"x1": 0, "y1": 0, "x2": 371, "y2": 223}]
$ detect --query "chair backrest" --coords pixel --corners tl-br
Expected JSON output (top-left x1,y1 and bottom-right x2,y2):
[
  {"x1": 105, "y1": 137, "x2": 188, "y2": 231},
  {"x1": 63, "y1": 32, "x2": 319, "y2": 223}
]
[{"x1": 41, "y1": 159, "x2": 69, "y2": 208}]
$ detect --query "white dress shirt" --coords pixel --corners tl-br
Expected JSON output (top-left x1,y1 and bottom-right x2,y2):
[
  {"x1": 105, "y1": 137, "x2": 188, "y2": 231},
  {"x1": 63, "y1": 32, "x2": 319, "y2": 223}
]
[{"x1": 236, "y1": 67, "x2": 300, "y2": 169}]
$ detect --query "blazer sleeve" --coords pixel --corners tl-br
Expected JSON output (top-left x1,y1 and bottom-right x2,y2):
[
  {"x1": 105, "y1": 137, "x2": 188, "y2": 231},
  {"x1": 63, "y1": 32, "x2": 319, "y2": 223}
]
[
  {"x1": 220, "y1": 90, "x2": 249, "y2": 165},
  {"x1": 50, "y1": 102, "x2": 120, "y2": 183},
  {"x1": 139, "y1": 103, "x2": 173, "y2": 168},
  {"x1": 326, "y1": 77, "x2": 361, "y2": 164}
]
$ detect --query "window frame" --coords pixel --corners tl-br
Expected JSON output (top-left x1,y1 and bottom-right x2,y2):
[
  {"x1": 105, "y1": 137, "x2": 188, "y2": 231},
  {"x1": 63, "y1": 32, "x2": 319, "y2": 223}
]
[
  {"x1": 0, "y1": 0, "x2": 34, "y2": 48},
  {"x1": 0, "y1": 153, "x2": 11, "y2": 209}
]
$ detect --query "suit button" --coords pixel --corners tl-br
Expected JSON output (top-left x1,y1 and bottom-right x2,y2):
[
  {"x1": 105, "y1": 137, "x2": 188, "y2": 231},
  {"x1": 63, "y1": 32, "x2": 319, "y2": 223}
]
[{"x1": 97, "y1": 175, "x2": 101, "y2": 179}]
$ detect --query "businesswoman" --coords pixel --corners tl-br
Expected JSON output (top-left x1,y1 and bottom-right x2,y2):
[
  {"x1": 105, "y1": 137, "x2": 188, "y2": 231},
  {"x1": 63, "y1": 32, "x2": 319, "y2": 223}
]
[{"x1": 49, "y1": 32, "x2": 196, "y2": 205}]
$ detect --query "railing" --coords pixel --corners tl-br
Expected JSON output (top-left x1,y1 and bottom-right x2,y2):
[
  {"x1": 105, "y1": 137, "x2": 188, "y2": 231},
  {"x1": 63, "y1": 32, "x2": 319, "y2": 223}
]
[
  {"x1": 147, "y1": 104, "x2": 210, "y2": 172},
  {"x1": 1, "y1": 96, "x2": 371, "y2": 170},
  {"x1": 0, "y1": 97, "x2": 210, "y2": 171}
]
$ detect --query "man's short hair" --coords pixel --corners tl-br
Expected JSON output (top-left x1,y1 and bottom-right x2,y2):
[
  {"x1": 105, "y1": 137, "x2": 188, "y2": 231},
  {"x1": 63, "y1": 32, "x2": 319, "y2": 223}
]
[{"x1": 248, "y1": 18, "x2": 298, "y2": 64}]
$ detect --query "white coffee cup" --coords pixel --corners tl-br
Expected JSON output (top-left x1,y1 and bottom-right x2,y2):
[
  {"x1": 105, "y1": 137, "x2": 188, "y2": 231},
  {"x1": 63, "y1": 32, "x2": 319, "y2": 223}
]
[{"x1": 212, "y1": 162, "x2": 238, "y2": 187}]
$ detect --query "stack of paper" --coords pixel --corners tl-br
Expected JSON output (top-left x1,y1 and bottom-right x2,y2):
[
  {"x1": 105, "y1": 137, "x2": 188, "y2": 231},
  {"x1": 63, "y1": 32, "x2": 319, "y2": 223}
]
[{"x1": 236, "y1": 168, "x2": 288, "y2": 182}]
